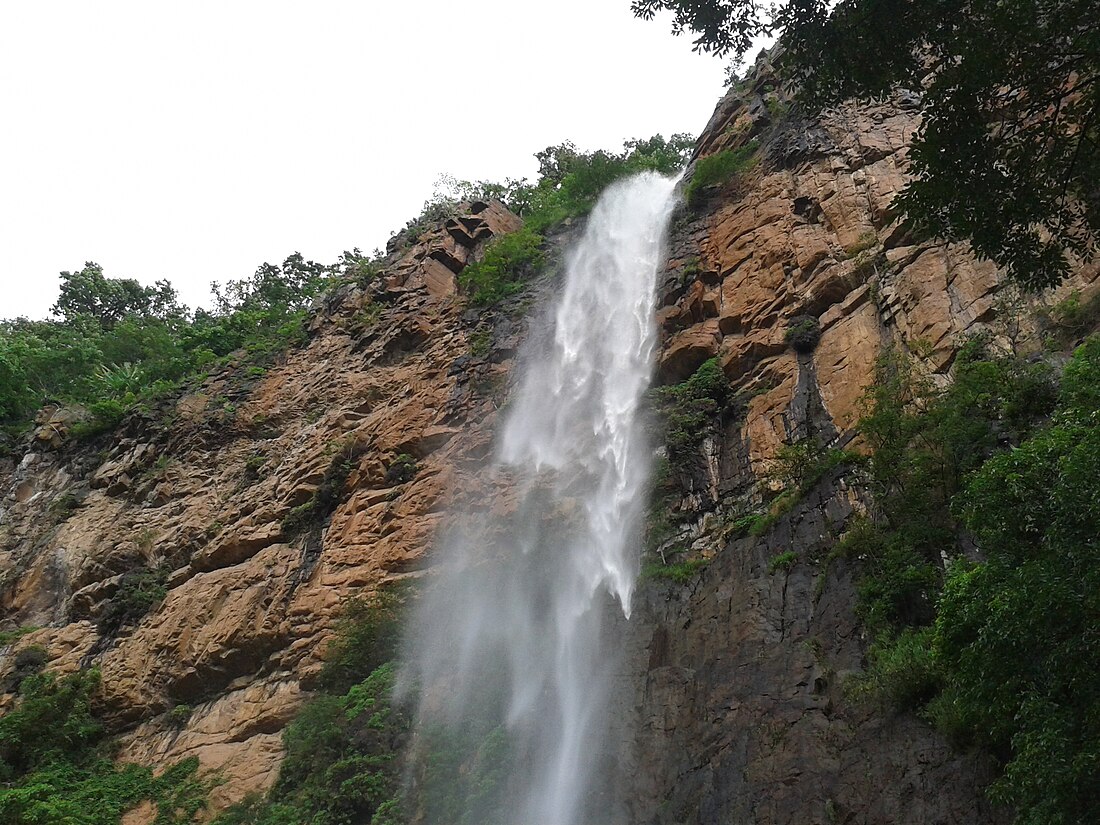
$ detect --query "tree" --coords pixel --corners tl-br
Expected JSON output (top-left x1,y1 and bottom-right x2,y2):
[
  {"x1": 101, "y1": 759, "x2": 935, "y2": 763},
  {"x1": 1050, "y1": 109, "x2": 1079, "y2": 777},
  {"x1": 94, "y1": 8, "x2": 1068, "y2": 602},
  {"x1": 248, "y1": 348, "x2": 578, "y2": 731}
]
[
  {"x1": 632, "y1": 0, "x2": 1100, "y2": 290},
  {"x1": 929, "y1": 338, "x2": 1100, "y2": 823},
  {"x1": 52, "y1": 263, "x2": 183, "y2": 327}
]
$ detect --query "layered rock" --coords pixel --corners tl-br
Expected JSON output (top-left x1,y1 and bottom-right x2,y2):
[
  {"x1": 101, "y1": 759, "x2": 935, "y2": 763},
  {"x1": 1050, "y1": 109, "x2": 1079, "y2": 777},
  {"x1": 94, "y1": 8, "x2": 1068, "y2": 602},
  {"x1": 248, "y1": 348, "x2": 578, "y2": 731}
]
[
  {"x1": 0, "y1": 200, "x2": 525, "y2": 811},
  {"x1": 611, "y1": 55, "x2": 1099, "y2": 825}
]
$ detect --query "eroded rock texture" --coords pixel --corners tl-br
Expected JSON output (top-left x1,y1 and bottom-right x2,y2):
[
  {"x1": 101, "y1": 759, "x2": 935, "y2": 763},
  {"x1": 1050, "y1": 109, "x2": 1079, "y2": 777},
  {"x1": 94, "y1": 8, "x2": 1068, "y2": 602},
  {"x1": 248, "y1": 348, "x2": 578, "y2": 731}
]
[
  {"x1": 0, "y1": 200, "x2": 527, "y2": 811},
  {"x1": 2, "y1": 53, "x2": 1099, "y2": 825},
  {"x1": 612, "y1": 55, "x2": 1098, "y2": 825}
]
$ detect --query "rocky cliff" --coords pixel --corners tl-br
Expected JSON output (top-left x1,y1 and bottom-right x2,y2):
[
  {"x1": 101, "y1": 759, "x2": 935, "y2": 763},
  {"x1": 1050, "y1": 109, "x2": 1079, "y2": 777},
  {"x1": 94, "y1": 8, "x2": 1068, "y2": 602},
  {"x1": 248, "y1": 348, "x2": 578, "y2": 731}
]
[
  {"x1": 0, "y1": 200, "x2": 531, "y2": 811},
  {"x1": 2, "y1": 52, "x2": 1097, "y2": 824},
  {"x1": 611, "y1": 52, "x2": 1098, "y2": 824}
]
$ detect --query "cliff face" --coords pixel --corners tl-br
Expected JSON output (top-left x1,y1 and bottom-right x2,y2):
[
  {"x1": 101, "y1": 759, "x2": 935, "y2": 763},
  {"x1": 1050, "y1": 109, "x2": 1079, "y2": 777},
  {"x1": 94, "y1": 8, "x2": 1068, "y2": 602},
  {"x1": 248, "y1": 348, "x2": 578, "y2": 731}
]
[
  {"x1": 1, "y1": 58, "x2": 1097, "y2": 823},
  {"x1": 0, "y1": 201, "x2": 528, "y2": 810},
  {"x1": 612, "y1": 55, "x2": 1098, "y2": 824}
]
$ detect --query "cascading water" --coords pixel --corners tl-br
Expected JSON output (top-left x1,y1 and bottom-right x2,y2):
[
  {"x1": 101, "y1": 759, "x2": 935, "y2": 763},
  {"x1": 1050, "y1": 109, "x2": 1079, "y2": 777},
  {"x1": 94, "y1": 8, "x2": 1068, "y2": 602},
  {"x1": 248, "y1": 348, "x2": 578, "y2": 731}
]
[{"x1": 400, "y1": 171, "x2": 679, "y2": 825}]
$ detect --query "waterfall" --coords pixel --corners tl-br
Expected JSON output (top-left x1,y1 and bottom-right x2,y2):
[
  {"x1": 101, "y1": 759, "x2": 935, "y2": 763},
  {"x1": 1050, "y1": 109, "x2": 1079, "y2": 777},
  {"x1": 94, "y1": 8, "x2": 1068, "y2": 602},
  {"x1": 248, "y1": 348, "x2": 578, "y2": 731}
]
[{"x1": 400, "y1": 171, "x2": 679, "y2": 825}]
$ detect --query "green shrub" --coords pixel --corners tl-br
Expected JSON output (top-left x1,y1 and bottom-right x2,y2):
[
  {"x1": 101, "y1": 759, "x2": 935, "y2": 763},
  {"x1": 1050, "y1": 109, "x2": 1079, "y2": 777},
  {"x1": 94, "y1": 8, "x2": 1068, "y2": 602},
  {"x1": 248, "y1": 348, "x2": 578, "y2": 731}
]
[
  {"x1": 845, "y1": 627, "x2": 941, "y2": 710},
  {"x1": 319, "y1": 588, "x2": 405, "y2": 693},
  {"x1": 282, "y1": 440, "x2": 365, "y2": 537},
  {"x1": 684, "y1": 142, "x2": 758, "y2": 206},
  {"x1": 0, "y1": 669, "x2": 209, "y2": 823},
  {"x1": 99, "y1": 566, "x2": 169, "y2": 633},
  {"x1": 843, "y1": 231, "x2": 878, "y2": 258},
  {"x1": 768, "y1": 550, "x2": 798, "y2": 574},
  {"x1": 1043, "y1": 289, "x2": 1100, "y2": 343},
  {"x1": 784, "y1": 315, "x2": 821, "y2": 353},
  {"x1": 166, "y1": 705, "x2": 193, "y2": 729},
  {"x1": 650, "y1": 357, "x2": 730, "y2": 461},
  {"x1": 459, "y1": 227, "x2": 544, "y2": 307},
  {"x1": 214, "y1": 592, "x2": 410, "y2": 825},
  {"x1": 641, "y1": 558, "x2": 708, "y2": 584},
  {"x1": 385, "y1": 454, "x2": 418, "y2": 486},
  {"x1": 842, "y1": 337, "x2": 1100, "y2": 822}
]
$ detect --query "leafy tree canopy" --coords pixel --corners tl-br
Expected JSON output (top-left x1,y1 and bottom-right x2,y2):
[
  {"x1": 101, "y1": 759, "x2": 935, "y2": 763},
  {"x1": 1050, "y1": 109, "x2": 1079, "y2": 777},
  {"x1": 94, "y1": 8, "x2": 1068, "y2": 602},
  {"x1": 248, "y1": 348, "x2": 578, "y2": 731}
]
[
  {"x1": 52, "y1": 263, "x2": 184, "y2": 328},
  {"x1": 632, "y1": 0, "x2": 1100, "y2": 290}
]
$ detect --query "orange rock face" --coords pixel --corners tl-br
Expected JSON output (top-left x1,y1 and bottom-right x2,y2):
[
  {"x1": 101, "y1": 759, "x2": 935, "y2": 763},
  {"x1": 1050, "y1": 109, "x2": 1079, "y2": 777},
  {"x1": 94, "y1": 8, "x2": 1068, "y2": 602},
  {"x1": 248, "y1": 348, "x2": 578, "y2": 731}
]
[
  {"x1": 0, "y1": 201, "x2": 521, "y2": 813},
  {"x1": 658, "y1": 59, "x2": 1098, "y2": 478}
]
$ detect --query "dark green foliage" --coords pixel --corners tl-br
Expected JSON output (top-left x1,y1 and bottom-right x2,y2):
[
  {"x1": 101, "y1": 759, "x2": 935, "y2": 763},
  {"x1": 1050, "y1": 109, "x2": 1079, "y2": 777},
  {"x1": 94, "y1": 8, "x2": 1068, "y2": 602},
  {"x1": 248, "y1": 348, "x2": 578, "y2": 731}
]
[
  {"x1": 1, "y1": 252, "x2": 361, "y2": 434},
  {"x1": 99, "y1": 566, "x2": 169, "y2": 633},
  {"x1": 214, "y1": 593, "x2": 409, "y2": 825},
  {"x1": 242, "y1": 452, "x2": 268, "y2": 483},
  {"x1": 49, "y1": 491, "x2": 82, "y2": 518},
  {"x1": 451, "y1": 134, "x2": 693, "y2": 307},
  {"x1": 51, "y1": 263, "x2": 183, "y2": 329},
  {"x1": 641, "y1": 558, "x2": 709, "y2": 584},
  {"x1": 0, "y1": 669, "x2": 209, "y2": 823},
  {"x1": 1043, "y1": 289, "x2": 1100, "y2": 345},
  {"x1": 683, "y1": 142, "x2": 758, "y2": 206},
  {"x1": 265, "y1": 665, "x2": 408, "y2": 825},
  {"x1": 319, "y1": 589, "x2": 404, "y2": 693},
  {"x1": 384, "y1": 454, "x2": 418, "y2": 486},
  {"x1": 0, "y1": 626, "x2": 36, "y2": 648},
  {"x1": 841, "y1": 338, "x2": 1100, "y2": 822},
  {"x1": 4, "y1": 646, "x2": 49, "y2": 694},
  {"x1": 850, "y1": 340, "x2": 1057, "y2": 636},
  {"x1": 520, "y1": 134, "x2": 694, "y2": 232},
  {"x1": 282, "y1": 440, "x2": 365, "y2": 537},
  {"x1": 784, "y1": 315, "x2": 821, "y2": 353},
  {"x1": 630, "y1": 0, "x2": 770, "y2": 58},
  {"x1": 845, "y1": 627, "x2": 941, "y2": 710},
  {"x1": 417, "y1": 722, "x2": 513, "y2": 825},
  {"x1": 459, "y1": 227, "x2": 545, "y2": 307},
  {"x1": 166, "y1": 705, "x2": 193, "y2": 729},
  {"x1": 767, "y1": 550, "x2": 798, "y2": 574},
  {"x1": 927, "y1": 337, "x2": 1100, "y2": 822},
  {"x1": 650, "y1": 357, "x2": 730, "y2": 461},
  {"x1": 771, "y1": 441, "x2": 857, "y2": 493},
  {"x1": 634, "y1": 0, "x2": 1099, "y2": 291}
]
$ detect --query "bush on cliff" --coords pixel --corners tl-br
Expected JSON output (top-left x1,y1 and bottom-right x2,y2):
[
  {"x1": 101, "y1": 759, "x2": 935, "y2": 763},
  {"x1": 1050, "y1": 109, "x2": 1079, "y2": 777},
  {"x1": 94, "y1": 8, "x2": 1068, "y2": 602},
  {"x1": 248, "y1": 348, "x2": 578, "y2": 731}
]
[
  {"x1": 845, "y1": 337, "x2": 1100, "y2": 823},
  {"x1": 0, "y1": 252, "x2": 367, "y2": 435},
  {"x1": 214, "y1": 590, "x2": 410, "y2": 825},
  {"x1": 0, "y1": 669, "x2": 210, "y2": 824},
  {"x1": 451, "y1": 134, "x2": 694, "y2": 307},
  {"x1": 648, "y1": 357, "x2": 730, "y2": 462},
  {"x1": 458, "y1": 226, "x2": 545, "y2": 307},
  {"x1": 683, "y1": 141, "x2": 758, "y2": 206}
]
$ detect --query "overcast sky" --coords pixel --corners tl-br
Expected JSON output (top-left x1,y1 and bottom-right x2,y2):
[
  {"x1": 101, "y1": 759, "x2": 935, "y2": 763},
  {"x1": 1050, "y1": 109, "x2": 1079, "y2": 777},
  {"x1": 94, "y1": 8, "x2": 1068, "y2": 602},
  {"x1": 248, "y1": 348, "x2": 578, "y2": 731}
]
[{"x1": 1, "y1": 1, "x2": 739, "y2": 320}]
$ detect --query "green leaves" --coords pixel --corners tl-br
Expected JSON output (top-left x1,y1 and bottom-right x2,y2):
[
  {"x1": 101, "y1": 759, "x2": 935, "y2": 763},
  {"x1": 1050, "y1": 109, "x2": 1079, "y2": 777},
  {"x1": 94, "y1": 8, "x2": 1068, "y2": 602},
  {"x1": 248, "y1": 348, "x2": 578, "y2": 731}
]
[
  {"x1": 683, "y1": 141, "x2": 758, "y2": 206},
  {"x1": 458, "y1": 227, "x2": 545, "y2": 307},
  {"x1": 1, "y1": 252, "x2": 342, "y2": 432},
  {"x1": 0, "y1": 670, "x2": 209, "y2": 824},
  {"x1": 848, "y1": 337, "x2": 1100, "y2": 822},
  {"x1": 453, "y1": 134, "x2": 693, "y2": 308},
  {"x1": 635, "y1": 0, "x2": 1099, "y2": 290}
]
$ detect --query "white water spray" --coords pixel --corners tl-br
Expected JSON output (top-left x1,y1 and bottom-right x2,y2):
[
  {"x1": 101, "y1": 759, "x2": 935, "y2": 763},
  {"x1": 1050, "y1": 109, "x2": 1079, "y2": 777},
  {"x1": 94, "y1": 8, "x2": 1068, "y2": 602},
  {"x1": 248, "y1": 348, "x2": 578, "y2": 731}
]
[{"x1": 402, "y1": 171, "x2": 679, "y2": 825}]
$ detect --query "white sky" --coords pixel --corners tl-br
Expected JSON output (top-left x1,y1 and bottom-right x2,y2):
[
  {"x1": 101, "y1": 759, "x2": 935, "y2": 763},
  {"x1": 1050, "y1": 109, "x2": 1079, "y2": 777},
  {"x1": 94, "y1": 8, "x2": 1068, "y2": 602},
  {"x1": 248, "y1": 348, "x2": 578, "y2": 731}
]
[{"x1": 1, "y1": 1, "x2": 739, "y2": 320}]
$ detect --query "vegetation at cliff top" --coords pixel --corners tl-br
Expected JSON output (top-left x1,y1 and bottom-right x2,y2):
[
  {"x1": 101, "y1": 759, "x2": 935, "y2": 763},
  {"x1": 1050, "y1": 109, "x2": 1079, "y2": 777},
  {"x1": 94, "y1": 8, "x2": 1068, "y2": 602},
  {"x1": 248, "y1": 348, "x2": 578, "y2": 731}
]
[
  {"x1": 0, "y1": 134, "x2": 692, "y2": 438},
  {"x1": 0, "y1": 669, "x2": 210, "y2": 823},
  {"x1": 634, "y1": 0, "x2": 1099, "y2": 291},
  {"x1": 0, "y1": 252, "x2": 368, "y2": 437},
  {"x1": 455, "y1": 134, "x2": 694, "y2": 306},
  {"x1": 843, "y1": 335, "x2": 1100, "y2": 823}
]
